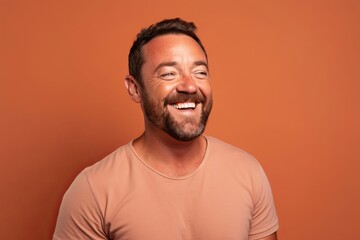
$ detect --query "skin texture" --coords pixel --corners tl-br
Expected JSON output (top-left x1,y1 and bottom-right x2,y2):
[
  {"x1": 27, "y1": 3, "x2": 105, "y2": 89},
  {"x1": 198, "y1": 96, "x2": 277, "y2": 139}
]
[{"x1": 138, "y1": 34, "x2": 212, "y2": 142}]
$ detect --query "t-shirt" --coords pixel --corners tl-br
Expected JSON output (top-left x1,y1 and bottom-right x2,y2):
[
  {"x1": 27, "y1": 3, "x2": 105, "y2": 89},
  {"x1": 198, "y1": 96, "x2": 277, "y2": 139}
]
[{"x1": 53, "y1": 136, "x2": 278, "y2": 240}]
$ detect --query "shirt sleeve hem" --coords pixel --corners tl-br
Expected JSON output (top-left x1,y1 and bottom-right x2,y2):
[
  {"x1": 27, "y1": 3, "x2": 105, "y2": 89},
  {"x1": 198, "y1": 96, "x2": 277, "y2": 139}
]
[{"x1": 249, "y1": 221, "x2": 279, "y2": 240}]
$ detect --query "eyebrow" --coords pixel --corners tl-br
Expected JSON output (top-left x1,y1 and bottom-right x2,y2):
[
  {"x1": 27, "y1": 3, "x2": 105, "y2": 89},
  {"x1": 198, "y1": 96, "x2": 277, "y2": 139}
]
[
  {"x1": 154, "y1": 61, "x2": 178, "y2": 73},
  {"x1": 194, "y1": 60, "x2": 209, "y2": 70},
  {"x1": 154, "y1": 60, "x2": 209, "y2": 73}
]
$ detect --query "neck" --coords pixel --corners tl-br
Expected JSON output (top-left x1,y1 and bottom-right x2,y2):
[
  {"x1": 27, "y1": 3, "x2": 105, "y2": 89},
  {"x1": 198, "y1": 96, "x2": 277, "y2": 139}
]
[{"x1": 132, "y1": 130, "x2": 207, "y2": 177}]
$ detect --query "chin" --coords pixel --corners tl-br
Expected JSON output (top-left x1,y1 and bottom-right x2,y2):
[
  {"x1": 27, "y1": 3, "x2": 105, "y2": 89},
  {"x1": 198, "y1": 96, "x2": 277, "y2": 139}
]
[{"x1": 165, "y1": 124, "x2": 205, "y2": 142}]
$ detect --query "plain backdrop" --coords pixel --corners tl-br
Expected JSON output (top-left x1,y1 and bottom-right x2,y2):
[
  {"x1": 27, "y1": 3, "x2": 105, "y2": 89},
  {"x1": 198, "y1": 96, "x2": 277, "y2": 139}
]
[{"x1": 1, "y1": 0, "x2": 359, "y2": 239}]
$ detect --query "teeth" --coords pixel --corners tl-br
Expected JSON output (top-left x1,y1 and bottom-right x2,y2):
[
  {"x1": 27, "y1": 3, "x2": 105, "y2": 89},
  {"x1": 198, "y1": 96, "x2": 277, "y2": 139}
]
[{"x1": 172, "y1": 102, "x2": 196, "y2": 109}]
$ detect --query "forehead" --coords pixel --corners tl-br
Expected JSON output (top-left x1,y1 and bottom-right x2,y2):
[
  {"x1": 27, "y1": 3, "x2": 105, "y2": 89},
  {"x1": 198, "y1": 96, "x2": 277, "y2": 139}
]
[{"x1": 141, "y1": 34, "x2": 207, "y2": 64}]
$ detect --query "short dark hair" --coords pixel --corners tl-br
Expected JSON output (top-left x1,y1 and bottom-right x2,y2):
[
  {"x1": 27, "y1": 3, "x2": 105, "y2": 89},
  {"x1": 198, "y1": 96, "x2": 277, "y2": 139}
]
[{"x1": 128, "y1": 18, "x2": 208, "y2": 86}]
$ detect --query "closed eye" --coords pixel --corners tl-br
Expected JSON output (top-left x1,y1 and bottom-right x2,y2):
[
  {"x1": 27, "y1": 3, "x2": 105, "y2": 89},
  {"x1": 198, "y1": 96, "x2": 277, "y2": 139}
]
[
  {"x1": 159, "y1": 72, "x2": 177, "y2": 80},
  {"x1": 194, "y1": 71, "x2": 209, "y2": 79}
]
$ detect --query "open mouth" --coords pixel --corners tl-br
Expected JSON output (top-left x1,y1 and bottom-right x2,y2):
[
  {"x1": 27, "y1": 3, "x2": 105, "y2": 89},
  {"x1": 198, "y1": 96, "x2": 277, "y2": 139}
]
[{"x1": 171, "y1": 102, "x2": 196, "y2": 110}]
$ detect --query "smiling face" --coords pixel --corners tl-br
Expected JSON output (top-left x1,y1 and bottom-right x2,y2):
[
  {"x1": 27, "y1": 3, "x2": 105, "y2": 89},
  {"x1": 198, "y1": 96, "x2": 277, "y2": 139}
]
[{"x1": 138, "y1": 34, "x2": 213, "y2": 141}]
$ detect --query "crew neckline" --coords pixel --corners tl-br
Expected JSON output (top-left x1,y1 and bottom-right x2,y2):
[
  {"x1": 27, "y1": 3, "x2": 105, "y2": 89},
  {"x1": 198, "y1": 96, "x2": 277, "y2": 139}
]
[{"x1": 128, "y1": 135, "x2": 210, "y2": 180}]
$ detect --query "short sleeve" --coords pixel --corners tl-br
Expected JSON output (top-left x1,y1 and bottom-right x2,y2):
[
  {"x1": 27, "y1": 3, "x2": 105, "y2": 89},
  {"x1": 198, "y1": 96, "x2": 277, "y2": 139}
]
[
  {"x1": 53, "y1": 171, "x2": 106, "y2": 240},
  {"x1": 249, "y1": 164, "x2": 279, "y2": 239}
]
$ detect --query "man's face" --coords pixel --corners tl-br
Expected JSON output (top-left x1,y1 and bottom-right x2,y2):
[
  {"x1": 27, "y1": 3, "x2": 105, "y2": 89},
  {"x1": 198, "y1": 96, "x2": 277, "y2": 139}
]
[{"x1": 139, "y1": 34, "x2": 213, "y2": 141}]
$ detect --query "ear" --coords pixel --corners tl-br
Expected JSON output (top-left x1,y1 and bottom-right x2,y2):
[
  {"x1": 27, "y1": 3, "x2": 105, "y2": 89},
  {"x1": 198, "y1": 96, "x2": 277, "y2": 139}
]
[{"x1": 125, "y1": 75, "x2": 141, "y2": 103}]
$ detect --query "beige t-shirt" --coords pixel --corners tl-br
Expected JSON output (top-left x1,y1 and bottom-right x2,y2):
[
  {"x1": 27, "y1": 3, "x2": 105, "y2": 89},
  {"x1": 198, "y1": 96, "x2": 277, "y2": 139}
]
[{"x1": 54, "y1": 136, "x2": 278, "y2": 240}]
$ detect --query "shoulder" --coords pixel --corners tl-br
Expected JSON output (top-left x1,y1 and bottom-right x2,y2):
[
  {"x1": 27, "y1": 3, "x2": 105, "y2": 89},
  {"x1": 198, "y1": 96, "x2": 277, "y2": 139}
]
[
  {"x1": 64, "y1": 142, "x2": 138, "y2": 211},
  {"x1": 205, "y1": 136, "x2": 259, "y2": 167},
  {"x1": 63, "y1": 142, "x2": 136, "y2": 205},
  {"x1": 53, "y1": 144, "x2": 135, "y2": 239},
  {"x1": 204, "y1": 136, "x2": 265, "y2": 186},
  {"x1": 84, "y1": 142, "x2": 134, "y2": 178}
]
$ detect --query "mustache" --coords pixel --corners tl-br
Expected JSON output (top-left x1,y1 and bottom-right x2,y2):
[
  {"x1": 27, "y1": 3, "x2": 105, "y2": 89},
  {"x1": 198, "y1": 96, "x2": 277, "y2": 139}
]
[{"x1": 164, "y1": 92, "x2": 205, "y2": 106}]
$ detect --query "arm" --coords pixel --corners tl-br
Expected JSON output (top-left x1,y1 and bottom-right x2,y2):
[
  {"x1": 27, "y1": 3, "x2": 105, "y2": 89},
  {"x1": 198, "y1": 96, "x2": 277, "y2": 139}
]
[{"x1": 249, "y1": 164, "x2": 279, "y2": 239}]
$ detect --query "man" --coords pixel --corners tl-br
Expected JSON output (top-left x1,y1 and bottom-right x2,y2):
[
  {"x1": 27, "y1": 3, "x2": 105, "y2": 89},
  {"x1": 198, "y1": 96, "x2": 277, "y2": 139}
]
[{"x1": 53, "y1": 18, "x2": 279, "y2": 240}]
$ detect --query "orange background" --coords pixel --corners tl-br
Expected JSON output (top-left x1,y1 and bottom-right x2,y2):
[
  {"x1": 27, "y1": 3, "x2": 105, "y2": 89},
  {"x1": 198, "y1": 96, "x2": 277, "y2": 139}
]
[{"x1": 1, "y1": 0, "x2": 359, "y2": 239}]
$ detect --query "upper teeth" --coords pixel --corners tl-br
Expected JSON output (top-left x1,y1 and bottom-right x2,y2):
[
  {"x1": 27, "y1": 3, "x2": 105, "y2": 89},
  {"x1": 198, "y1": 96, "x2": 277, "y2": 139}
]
[{"x1": 172, "y1": 102, "x2": 196, "y2": 109}]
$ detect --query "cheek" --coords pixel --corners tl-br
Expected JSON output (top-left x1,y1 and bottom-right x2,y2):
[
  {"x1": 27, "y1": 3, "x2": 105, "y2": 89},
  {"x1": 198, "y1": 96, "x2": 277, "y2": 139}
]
[
  {"x1": 199, "y1": 81, "x2": 212, "y2": 97},
  {"x1": 154, "y1": 82, "x2": 178, "y2": 97}
]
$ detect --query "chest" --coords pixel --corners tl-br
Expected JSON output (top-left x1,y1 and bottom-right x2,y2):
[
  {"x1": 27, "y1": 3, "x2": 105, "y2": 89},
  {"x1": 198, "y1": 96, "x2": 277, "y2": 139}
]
[{"x1": 104, "y1": 174, "x2": 254, "y2": 240}]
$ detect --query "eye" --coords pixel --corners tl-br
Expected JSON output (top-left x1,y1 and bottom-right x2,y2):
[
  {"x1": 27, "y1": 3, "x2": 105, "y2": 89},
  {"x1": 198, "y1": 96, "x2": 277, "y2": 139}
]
[
  {"x1": 194, "y1": 70, "x2": 209, "y2": 79},
  {"x1": 159, "y1": 71, "x2": 177, "y2": 80}
]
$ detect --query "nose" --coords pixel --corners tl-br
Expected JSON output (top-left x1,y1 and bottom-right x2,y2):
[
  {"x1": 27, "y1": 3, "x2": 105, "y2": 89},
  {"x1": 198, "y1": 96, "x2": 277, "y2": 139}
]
[{"x1": 176, "y1": 75, "x2": 198, "y2": 93}]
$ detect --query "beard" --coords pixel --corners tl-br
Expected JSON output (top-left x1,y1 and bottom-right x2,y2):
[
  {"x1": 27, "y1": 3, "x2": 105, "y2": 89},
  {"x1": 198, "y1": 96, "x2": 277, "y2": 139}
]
[{"x1": 141, "y1": 89, "x2": 213, "y2": 142}]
